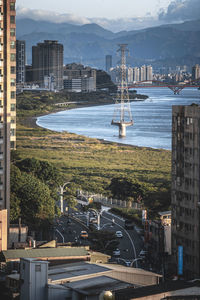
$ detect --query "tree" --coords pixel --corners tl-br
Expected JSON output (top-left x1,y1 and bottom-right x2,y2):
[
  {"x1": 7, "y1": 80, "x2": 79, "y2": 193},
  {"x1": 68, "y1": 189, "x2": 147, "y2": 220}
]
[
  {"x1": 10, "y1": 164, "x2": 55, "y2": 227},
  {"x1": 108, "y1": 177, "x2": 145, "y2": 202},
  {"x1": 18, "y1": 173, "x2": 55, "y2": 225},
  {"x1": 16, "y1": 158, "x2": 62, "y2": 186}
]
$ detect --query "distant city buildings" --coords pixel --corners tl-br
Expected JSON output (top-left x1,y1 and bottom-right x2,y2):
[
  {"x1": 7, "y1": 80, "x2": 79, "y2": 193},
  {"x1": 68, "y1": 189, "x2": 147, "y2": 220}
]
[
  {"x1": 105, "y1": 55, "x2": 112, "y2": 72},
  {"x1": 0, "y1": 0, "x2": 16, "y2": 225},
  {"x1": 110, "y1": 65, "x2": 153, "y2": 84},
  {"x1": 16, "y1": 40, "x2": 26, "y2": 85},
  {"x1": 192, "y1": 64, "x2": 200, "y2": 80},
  {"x1": 63, "y1": 63, "x2": 96, "y2": 92},
  {"x1": 32, "y1": 40, "x2": 63, "y2": 91},
  {"x1": 171, "y1": 105, "x2": 200, "y2": 279}
]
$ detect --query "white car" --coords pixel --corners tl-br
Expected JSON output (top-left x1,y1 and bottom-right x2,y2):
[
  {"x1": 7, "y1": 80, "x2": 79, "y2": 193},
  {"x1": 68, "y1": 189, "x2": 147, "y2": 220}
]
[
  {"x1": 115, "y1": 231, "x2": 123, "y2": 238},
  {"x1": 113, "y1": 248, "x2": 120, "y2": 256}
]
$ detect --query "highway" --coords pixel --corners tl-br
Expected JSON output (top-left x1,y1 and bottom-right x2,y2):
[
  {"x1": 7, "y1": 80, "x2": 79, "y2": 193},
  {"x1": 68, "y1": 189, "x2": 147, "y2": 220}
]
[{"x1": 54, "y1": 207, "x2": 144, "y2": 267}]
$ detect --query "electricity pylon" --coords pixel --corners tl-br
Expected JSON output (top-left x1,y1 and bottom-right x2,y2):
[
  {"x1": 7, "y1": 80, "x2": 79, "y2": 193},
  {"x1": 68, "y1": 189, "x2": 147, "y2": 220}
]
[{"x1": 111, "y1": 44, "x2": 133, "y2": 137}]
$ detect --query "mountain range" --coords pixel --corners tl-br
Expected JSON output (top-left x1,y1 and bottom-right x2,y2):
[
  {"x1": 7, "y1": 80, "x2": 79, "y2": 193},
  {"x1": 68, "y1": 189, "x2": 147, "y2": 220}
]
[{"x1": 16, "y1": 18, "x2": 200, "y2": 70}]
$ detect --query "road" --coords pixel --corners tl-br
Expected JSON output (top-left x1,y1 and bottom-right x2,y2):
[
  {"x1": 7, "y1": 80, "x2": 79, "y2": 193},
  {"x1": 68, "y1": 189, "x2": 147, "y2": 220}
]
[{"x1": 54, "y1": 207, "x2": 144, "y2": 267}]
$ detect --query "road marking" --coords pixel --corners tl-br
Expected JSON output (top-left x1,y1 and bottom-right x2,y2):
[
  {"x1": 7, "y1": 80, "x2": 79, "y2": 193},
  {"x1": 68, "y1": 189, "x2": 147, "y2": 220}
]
[{"x1": 102, "y1": 213, "x2": 138, "y2": 268}]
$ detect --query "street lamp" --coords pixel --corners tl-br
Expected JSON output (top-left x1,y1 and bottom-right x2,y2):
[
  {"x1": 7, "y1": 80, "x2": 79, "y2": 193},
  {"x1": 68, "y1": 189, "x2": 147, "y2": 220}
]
[{"x1": 59, "y1": 182, "x2": 70, "y2": 214}]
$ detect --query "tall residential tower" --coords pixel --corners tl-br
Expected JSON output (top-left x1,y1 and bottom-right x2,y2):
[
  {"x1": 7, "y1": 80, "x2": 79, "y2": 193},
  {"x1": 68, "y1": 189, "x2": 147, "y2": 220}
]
[
  {"x1": 32, "y1": 40, "x2": 63, "y2": 91},
  {"x1": 0, "y1": 0, "x2": 16, "y2": 218},
  {"x1": 171, "y1": 105, "x2": 200, "y2": 279}
]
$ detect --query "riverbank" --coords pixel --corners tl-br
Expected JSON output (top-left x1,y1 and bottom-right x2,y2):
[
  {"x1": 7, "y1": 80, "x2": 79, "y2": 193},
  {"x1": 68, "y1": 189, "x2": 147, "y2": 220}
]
[{"x1": 16, "y1": 90, "x2": 171, "y2": 215}]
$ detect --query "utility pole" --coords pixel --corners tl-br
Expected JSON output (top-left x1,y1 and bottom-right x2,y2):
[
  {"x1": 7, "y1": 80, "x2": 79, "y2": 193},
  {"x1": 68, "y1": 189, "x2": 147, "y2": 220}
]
[{"x1": 111, "y1": 44, "x2": 133, "y2": 137}]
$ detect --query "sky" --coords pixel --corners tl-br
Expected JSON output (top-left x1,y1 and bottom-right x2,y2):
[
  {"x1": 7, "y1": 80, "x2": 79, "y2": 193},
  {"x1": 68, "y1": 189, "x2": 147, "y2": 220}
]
[
  {"x1": 17, "y1": 0, "x2": 171, "y2": 19},
  {"x1": 16, "y1": 0, "x2": 200, "y2": 31}
]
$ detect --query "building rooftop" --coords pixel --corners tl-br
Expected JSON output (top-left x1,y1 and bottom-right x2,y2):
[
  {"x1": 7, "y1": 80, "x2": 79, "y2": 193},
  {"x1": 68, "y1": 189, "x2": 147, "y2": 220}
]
[
  {"x1": 1, "y1": 247, "x2": 90, "y2": 261},
  {"x1": 64, "y1": 275, "x2": 132, "y2": 296},
  {"x1": 115, "y1": 280, "x2": 200, "y2": 300},
  {"x1": 48, "y1": 262, "x2": 110, "y2": 282}
]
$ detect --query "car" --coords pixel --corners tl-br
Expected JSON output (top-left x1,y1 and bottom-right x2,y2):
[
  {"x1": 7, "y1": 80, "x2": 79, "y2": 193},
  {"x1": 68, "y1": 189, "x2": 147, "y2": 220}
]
[
  {"x1": 139, "y1": 250, "x2": 148, "y2": 258},
  {"x1": 80, "y1": 231, "x2": 88, "y2": 239},
  {"x1": 89, "y1": 217, "x2": 98, "y2": 224},
  {"x1": 113, "y1": 248, "x2": 120, "y2": 256},
  {"x1": 115, "y1": 231, "x2": 123, "y2": 238}
]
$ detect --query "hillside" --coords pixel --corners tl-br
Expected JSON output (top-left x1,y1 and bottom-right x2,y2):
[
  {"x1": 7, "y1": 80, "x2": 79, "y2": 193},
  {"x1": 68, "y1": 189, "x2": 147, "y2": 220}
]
[{"x1": 16, "y1": 18, "x2": 200, "y2": 69}]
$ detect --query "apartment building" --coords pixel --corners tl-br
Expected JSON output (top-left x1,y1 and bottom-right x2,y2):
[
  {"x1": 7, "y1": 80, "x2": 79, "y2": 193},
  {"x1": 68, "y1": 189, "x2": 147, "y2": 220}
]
[
  {"x1": 16, "y1": 40, "x2": 25, "y2": 85},
  {"x1": 0, "y1": 0, "x2": 16, "y2": 219},
  {"x1": 171, "y1": 104, "x2": 200, "y2": 279},
  {"x1": 32, "y1": 40, "x2": 63, "y2": 91}
]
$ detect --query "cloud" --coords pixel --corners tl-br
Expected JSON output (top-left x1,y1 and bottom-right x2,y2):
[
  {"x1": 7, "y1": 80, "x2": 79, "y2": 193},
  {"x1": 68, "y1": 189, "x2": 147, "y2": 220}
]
[
  {"x1": 17, "y1": 7, "x2": 164, "y2": 32},
  {"x1": 159, "y1": 0, "x2": 200, "y2": 22},
  {"x1": 17, "y1": 7, "x2": 91, "y2": 25}
]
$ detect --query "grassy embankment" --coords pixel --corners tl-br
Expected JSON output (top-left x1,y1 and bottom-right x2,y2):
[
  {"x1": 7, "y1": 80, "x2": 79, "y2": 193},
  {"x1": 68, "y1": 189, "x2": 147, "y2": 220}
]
[{"x1": 16, "y1": 91, "x2": 171, "y2": 217}]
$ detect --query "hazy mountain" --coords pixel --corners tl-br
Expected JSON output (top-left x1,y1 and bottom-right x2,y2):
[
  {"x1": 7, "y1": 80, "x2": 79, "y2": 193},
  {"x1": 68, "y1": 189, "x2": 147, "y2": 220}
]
[{"x1": 16, "y1": 18, "x2": 200, "y2": 69}]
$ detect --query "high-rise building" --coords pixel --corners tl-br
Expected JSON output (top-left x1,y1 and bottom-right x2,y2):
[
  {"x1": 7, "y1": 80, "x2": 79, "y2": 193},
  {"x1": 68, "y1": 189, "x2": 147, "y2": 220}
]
[
  {"x1": 32, "y1": 40, "x2": 63, "y2": 90},
  {"x1": 16, "y1": 40, "x2": 26, "y2": 85},
  {"x1": 133, "y1": 67, "x2": 140, "y2": 82},
  {"x1": 192, "y1": 64, "x2": 200, "y2": 80},
  {"x1": 105, "y1": 55, "x2": 112, "y2": 72},
  {"x1": 140, "y1": 65, "x2": 146, "y2": 81},
  {"x1": 127, "y1": 67, "x2": 133, "y2": 83},
  {"x1": 0, "y1": 0, "x2": 16, "y2": 218},
  {"x1": 171, "y1": 105, "x2": 200, "y2": 279},
  {"x1": 146, "y1": 65, "x2": 153, "y2": 81}
]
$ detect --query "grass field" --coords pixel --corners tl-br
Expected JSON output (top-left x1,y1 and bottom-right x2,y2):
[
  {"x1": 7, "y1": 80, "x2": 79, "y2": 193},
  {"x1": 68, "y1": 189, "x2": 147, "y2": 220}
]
[{"x1": 16, "y1": 91, "x2": 171, "y2": 215}]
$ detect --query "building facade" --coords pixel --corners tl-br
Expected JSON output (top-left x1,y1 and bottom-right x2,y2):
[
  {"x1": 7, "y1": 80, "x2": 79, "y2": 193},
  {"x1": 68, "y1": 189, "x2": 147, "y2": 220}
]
[
  {"x1": 0, "y1": 0, "x2": 16, "y2": 218},
  {"x1": 16, "y1": 40, "x2": 25, "y2": 85},
  {"x1": 192, "y1": 64, "x2": 200, "y2": 80},
  {"x1": 32, "y1": 40, "x2": 63, "y2": 90},
  {"x1": 105, "y1": 55, "x2": 112, "y2": 72},
  {"x1": 63, "y1": 63, "x2": 96, "y2": 92},
  {"x1": 171, "y1": 105, "x2": 200, "y2": 279}
]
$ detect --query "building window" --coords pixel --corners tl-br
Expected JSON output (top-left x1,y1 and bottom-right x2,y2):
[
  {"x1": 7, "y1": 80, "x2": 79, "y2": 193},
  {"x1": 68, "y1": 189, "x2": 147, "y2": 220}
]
[
  {"x1": 10, "y1": 128, "x2": 15, "y2": 136},
  {"x1": 11, "y1": 118, "x2": 15, "y2": 124},
  {"x1": 10, "y1": 28, "x2": 15, "y2": 37},
  {"x1": 10, "y1": 41, "x2": 15, "y2": 49},
  {"x1": 35, "y1": 265, "x2": 41, "y2": 272},
  {"x1": 10, "y1": 141, "x2": 15, "y2": 148},
  {"x1": 11, "y1": 104, "x2": 15, "y2": 111},
  {"x1": 11, "y1": 79, "x2": 15, "y2": 86},
  {"x1": 10, "y1": 16, "x2": 15, "y2": 24},
  {"x1": 10, "y1": 53, "x2": 15, "y2": 61},
  {"x1": 11, "y1": 91, "x2": 15, "y2": 99},
  {"x1": 10, "y1": 3, "x2": 15, "y2": 11},
  {"x1": 11, "y1": 66, "x2": 16, "y2": 74}
]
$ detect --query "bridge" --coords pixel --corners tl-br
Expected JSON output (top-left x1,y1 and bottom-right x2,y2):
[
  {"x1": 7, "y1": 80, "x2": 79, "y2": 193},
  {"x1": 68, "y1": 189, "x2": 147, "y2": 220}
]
[{"x1": 119, "y1": 79, "x2": 200, "y2": 95}]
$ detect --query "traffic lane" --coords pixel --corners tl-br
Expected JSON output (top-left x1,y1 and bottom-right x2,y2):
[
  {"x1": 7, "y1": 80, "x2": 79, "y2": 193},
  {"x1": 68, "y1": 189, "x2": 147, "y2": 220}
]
[
  {"x1": 55, "y1": 215, "x2": 89, "y2": 245},
  {"x1": 103, "y1": 211, "x2": 143, "y2": 256},
  {"x1": 101, "y1": 214, "x2": 135, "y2": 261}
]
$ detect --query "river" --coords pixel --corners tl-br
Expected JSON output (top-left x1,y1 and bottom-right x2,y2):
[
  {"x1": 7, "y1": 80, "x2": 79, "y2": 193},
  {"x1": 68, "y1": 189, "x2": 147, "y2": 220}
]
[{"x1": 36, "y1": 88, "x2": 200, "y2": 150}]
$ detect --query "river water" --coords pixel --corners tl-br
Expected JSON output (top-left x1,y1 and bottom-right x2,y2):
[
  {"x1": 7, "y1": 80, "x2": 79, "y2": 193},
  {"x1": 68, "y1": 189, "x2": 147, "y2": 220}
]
[{"x1": 37, "y1": 88, "x2": 200, "y2": 150}]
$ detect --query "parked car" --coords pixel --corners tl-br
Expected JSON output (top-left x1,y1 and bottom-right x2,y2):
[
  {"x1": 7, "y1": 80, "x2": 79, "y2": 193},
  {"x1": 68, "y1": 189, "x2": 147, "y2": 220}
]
[
  {"x1": 113, "y1": 248, "x2": 120, "y2": 256},
  {"x1": 115, "y1": 231, "x2": 123, "y2": 238},
  {"x1": 80, "y1": 231, "x2": 88, "y2": 239}
]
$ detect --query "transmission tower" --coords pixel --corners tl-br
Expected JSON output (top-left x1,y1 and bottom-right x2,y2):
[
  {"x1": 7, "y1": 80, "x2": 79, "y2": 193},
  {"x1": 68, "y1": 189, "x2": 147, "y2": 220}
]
[{"x1": 111, "y1": 44, "x2": 133, "y2": 137}]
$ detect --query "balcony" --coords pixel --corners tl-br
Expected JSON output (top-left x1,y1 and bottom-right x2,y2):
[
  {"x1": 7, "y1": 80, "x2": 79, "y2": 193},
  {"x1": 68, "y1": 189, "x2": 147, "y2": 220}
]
[
  {"x1": 0, "y1": 167, "x2": 3, "y2": 175},
  {"x1": 0, "y1": 152, "x2": 3, "y2": 159},
  {"x1": 0, "y1": 182, "x2": 3, "y2": 189}
]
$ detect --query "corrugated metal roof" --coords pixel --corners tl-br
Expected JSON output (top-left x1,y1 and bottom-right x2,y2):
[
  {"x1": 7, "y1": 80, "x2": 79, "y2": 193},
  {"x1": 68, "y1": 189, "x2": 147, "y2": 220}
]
[{"x1": 2, "y1": 247, "x2": 89, "y2": 260}]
